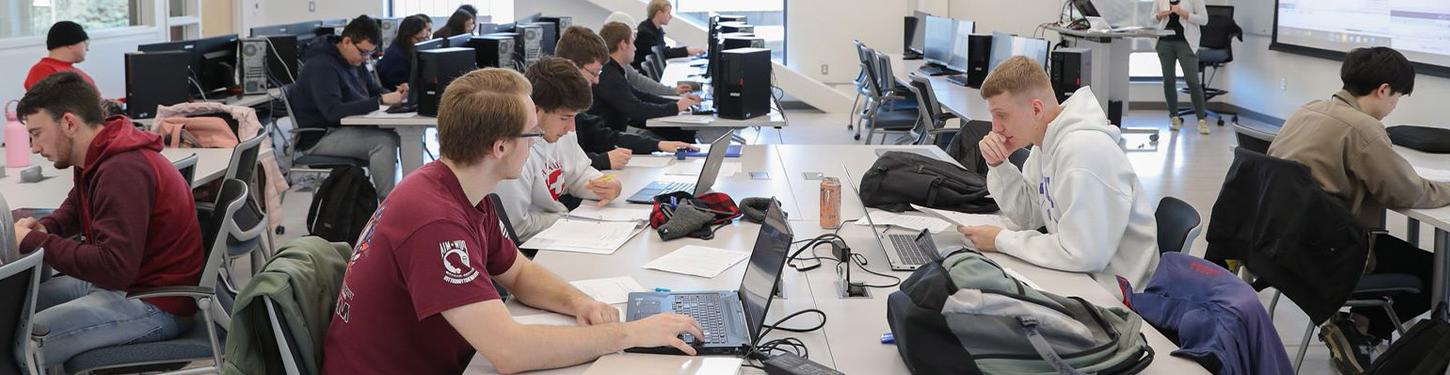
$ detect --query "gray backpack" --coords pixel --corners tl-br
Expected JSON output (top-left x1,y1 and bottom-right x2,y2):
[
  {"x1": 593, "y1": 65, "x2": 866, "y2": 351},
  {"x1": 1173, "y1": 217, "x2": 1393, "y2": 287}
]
[{"x1": 886, "y1": 250, "x2": 1153, "y2": 375}]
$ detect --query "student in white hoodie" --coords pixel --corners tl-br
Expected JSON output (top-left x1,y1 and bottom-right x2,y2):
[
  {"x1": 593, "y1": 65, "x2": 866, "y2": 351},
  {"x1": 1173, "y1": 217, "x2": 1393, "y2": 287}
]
[
  {"x1": 957, "y1": 56, "x2": 1160, "y2": 298},
  {"x1": 495, "y1": 57, "x2": 623, "y2": 241}
]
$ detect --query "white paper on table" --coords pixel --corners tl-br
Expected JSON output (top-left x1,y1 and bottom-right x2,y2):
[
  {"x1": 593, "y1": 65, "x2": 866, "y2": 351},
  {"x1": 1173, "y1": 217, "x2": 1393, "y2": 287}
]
[
  {"x1": 569, "y1": 205, "x2": 652, "y2": 222},
  {"x1": 663, "y1": 160, "x2": 742, "y2": 178},
  {"x1": 1002, "y1": 267, "x2": 1044, "y2": 291},
  {"x1": 657, "y1": 115, "x2": 713, "y2": 125},
  {"x1": 912, "y1": 204, "x2": 1016, "y2": 229},
  {"x1": 1414, "y1": 166, "x2": 1450, "y2": 182},
  {"x1": 583, "y1": 353, "x2": 743, "y2": 375},
  {"x1": 569, "y1": 277, "x2": 647, "y2": 305},
  {"x1": 521, "y1": 220, "x2": 642, "y2": 255},
  {"x1": 855, "y1": 211, "x2": 953, "y2": 233},
  {"x1": 628, "y1": 157, "x2": 674, "y2": 168},
  {"x1": 642, "y1": 245, "x2": 750, "y2": 278},
  {"x1": 369, "y1": 111, "x2": 419, "y2": 118}
]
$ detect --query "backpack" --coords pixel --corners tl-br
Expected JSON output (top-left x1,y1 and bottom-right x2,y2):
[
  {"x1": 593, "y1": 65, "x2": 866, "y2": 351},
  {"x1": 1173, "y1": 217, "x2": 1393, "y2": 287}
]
[
  {"x1": 307, "y1": 166, "x2": 378, "y2": 245},
  {"x1": 1366, "y1": 317, "x2": 1450, "y2": 375},
  {"x1": 886, "y1": 250, "x2": 1154, "y2": 375},
  {"x1": 1386, "y1": 125, "x2": 1450, "y2": 154},
  {"x1": 861, "y1": 151, "x2": 999, "y2": 213},
  {"x1": 945, "y1": 120, "x2": 995, "y2": 175}
]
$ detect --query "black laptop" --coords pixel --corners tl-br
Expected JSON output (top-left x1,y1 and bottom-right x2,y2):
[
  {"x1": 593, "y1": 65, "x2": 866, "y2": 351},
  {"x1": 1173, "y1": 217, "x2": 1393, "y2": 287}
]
[
  {"x1": 624, "y1": 133, "x2": 732, "y2": 204},
  {"x1": 624, "y1": 199, "x2": 793, "y2": 355}
]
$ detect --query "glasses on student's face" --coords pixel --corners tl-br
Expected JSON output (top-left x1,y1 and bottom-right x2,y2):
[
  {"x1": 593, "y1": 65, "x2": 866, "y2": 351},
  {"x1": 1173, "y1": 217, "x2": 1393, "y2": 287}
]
[
  {"x1": 582, "y1": 67, "x2": 602, "y2": 79},
  {"x1": 353, "y1": 42, "x2": 376, "y2": 57}
]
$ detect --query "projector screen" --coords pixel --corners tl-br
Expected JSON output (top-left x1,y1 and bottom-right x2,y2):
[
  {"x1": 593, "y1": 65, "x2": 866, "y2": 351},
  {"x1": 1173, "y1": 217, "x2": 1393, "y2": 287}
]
[{"x1": 1274, "y1": 0, "x2": 1450, "y2": 77}]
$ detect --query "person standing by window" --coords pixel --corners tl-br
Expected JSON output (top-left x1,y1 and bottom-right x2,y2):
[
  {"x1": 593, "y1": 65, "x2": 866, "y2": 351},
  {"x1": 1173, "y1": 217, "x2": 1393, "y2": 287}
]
[{"x1": 1154, "y1": 0, "x2": 1209, "y2": 134}]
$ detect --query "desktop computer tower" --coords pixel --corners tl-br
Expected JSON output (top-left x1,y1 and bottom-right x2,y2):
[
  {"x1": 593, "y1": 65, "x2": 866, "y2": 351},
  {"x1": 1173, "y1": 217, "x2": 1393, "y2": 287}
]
[
  {"x1": 125, "y1": 51, "x2": 191, "y2": 119},
  {"x1": 1050, "y1": 47, "x2": 1092, "y2": 103},
  {"x1": 513, "y1": 23, "x2": 544, "y2": 68},
  {"x1": 466, "y1": 35, "x2": 514, "y2": 68},
  {"x1": 416, "y1": 47, "x2": 479, "y2": 117},
  {"x1": 715, "y1": 48, "x2": 771, "y2": 120},
  {"x1": 239, "y1": 37, "x2": 270, "y2": 94},
  {"x1": 525, "y1": 22, "x2": 557, "y2": 55},
  {"x1": 538, "y1": 16, "x2": 572, "y2": 38},
  {"x1": 965, "y1": 34, "x2": 992, "y2": 87},
  {"x1": 721, "y1": 34, "x2": 764, "y2": 50}
]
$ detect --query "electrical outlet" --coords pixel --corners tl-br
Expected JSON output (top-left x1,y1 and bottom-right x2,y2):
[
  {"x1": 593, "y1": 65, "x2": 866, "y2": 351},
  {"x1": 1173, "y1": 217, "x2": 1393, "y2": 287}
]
[
  {"x1": 308, "y1": 1, "x2": 316, "y2": 12},
  {"x1": 820, "y1": 64, "x2": 829, "y2": 75},
  {"x1": 1280, "y1": 78, "x2": 1287, "y2": 91}
]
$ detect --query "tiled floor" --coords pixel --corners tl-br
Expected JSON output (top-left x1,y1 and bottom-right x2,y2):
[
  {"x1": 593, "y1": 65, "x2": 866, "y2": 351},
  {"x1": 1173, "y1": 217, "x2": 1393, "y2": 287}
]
[{"x1": 267, "y1": 107, "x2": 1434, "y2": 374}]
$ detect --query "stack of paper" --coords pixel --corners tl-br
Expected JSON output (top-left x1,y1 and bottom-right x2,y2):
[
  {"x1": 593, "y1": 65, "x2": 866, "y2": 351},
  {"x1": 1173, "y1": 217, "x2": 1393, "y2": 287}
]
[
  {"x1": 1415, "y1": 166, "x2": 1450, "y2": 182},
  {"x1": 569, "y1": 205, "x2": 652, "y2": 222},
  {"x1": 569, "y1": 277, "x2": 647, "y2": 304},
  {"x1": 912, "y1": 204, "x2": 1016, "y2": 229},
  {"x1": 658, "y1": 116, "x2": 713, "y2": 125},
  {"x1": 628, "y1": 157, "x2": 674, "y2": 168},
  {"x1": 856, "y1": 211, "x2": 953, "y2": 233},
  {"x1": 662, "y1": 160, "x2": 744, "y2": 177},
  {"x1": 521, "y1": 220, "x2": 642, "y2": 255},
  {"x1": 642, "y1": 246, "x2": 750, "y2": 278}
]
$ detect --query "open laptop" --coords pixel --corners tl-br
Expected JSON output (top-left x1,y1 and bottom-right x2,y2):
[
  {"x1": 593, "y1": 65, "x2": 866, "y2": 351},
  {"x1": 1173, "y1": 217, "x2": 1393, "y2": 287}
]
[
  {"x1": 843, "y1": 167, "x2": 943, "y2": 271},
  {"x1": 625, "y1": 199, "x2": 793, "y2": 355},
  {"x1": 625, "y1": 133, "x2": 732, "y2": 204}
]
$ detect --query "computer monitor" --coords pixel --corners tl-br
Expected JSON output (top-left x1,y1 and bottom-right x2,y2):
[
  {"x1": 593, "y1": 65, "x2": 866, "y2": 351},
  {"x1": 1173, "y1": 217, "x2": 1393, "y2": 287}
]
[
  {"x1": 988, "y1": 32, "x2": 1051, "y2": 73},
  {"x1": 946, "y1": 20, "x2": 975, "y2": 73},
  {"x1": 261, "y1": 35, "x2": 299, "y2": 85},
  {"x1": 195, "y1": 34, "x2": 239, "y2": 94},
  {"x1": 249, "y1": 20, "x2": 321, "y2": 38},
  {"x1": 445, "y1": 33, "x2": 472, "y2": 48},
  {"x1": 1072, "y1": 0, "x2": 1101, "y2": 18},
  {"x1": 908, "y1": 10, "x2": 930, "y2": 55},
  {"x1": 407, "y1": 38, "x2": 446, "y2": 104},
  {"x1": 517, "y1": 12, "x2": 542, "y2": 25},
  {"x1": 922, "y1": 16, "x2": 955, "y2": 66}
]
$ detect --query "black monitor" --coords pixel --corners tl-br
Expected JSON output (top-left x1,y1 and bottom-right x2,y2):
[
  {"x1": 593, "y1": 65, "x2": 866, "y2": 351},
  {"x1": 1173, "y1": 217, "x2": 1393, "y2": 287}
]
[
  {"x1": 517, "y1": 12, "x2": 542, "y2": 25},
  {"x1": 249, "y1": 20, "x2": 321, "y2": 38},
  {"x1": 476, "y1": 22, "x2": 500, "y2": 35},
  {"x1": 261, "y1": 35, "x2": 299, "y2": 85},
  {"x1": 445, "y1": 33, "x2": 472, "y2": 48},
  {"x1": 1072, "y1": 0, "x2": 1101, "y2": 18},
  {"x1": 922, "y1": 16, "x2": 955, "y2": 66},
  {"x1": 988, "y1": 32, "x2": 1051, "y2": 73},
  {"x1": 908, "y1": 11, "x2": 930, "y2": 55},
  {"x1": 407, "y1": 38, "x2": 446, "y2": 104},
  {"x1": 946, "y1": 20, "x2": 975, "y2": 73},
  {"x1": 138, "y1": 34, "x2": 240, "y2": 97}
]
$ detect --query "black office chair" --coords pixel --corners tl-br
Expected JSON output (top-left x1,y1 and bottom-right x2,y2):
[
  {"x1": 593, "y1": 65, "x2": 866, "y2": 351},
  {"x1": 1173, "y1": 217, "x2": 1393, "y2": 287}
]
[
  {"x1": 1155, "y1": 196, "x2": 1202, "y2": 254},
  {"x1": 1177, "y1": 5, "x2": 1242, "y2": 126},
  {"x1": 651, "y1": 45, "x2": 668, "y2": 77},
  {"x1": 1, "y1": 250, "x2": 44, "y2": 375},
  {"x1": 172, "y1": 153, "x2": 199, "y2": 188},
  {"x1": 277, "y1": 84, "x2": 367, "y2": 186}
]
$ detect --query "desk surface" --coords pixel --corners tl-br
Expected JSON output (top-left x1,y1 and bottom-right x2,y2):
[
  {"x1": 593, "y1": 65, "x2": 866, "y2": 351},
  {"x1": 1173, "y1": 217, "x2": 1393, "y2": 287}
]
[
  {"x1": 340, "y1": 107, "x2": 438, "y2": 126},
  {"x1": 1394, "y1": 146, "x2": 1450, "y2": 229},
  {"x1": 1045, "y1": 25, "x2": 1174, "y2": 39},
  {"x1": 465, "y1": 144, "x2": 1204, "y2": 374},
  {"x1": 888, "y1": 54, "x2": 992, "y2": 122},
  {"x1": 1, "y1": 146, "x2": 237, "y2": 209}
]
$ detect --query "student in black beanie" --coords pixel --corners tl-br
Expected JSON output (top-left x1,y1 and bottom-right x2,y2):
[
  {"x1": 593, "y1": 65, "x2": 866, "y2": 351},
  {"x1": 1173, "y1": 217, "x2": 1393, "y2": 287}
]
[{"x1": 24, "y1": 21, "x2": 95, "y2": 91}]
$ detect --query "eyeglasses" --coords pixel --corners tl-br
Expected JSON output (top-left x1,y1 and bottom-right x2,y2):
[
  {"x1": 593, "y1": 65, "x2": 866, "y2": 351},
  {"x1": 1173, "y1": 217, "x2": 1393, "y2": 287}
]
[
  {"x1": 516, "y1": 131, "x2": 545, "y2": 139},
  {"x1": 583, "y1": 68, "x2": 602, "y2": 79},
  {"x1": 353, "y1": 42, "x2": 376, "y2": 57}
]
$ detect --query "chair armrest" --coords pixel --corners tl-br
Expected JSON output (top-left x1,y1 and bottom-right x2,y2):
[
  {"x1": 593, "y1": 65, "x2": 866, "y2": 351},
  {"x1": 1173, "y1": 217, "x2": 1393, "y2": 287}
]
[
  {"x1": 31, "y1": 323, "x2": 49, "y2": 338},
  {"x1": 126, "y1": 286, "x2": 214, "y2": 300}
]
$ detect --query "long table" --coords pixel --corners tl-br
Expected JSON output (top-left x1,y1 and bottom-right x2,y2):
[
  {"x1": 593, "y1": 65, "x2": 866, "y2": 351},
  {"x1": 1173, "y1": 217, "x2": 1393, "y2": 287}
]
[
  {"x1": 1393, "y1": 146, "x2": 1450, "y2": 318},
  {"x1": 339, "y1": 109, "x2": 436, "y2": 177},
  {"x1": 1, "y1": 146, "x2": 239, "y2": 209},
  {"x1": 465, "y1": 145, "x2": 1205, "y2": 374}
]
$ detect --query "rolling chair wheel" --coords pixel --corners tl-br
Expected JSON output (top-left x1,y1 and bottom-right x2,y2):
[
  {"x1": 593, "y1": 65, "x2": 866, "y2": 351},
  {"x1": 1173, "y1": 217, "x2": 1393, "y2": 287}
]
[
  {"x1": 854, "y1": 134, "x2": 861, "y2": 140},
  {"x1": 1218, "y1": 119, "x2": 1225, "y2": 126}
]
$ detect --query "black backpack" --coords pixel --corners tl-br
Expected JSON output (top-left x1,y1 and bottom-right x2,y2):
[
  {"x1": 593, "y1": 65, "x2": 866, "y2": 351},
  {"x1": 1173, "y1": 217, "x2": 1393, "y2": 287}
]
[
  {"x1": 1366, "y1": 317, "x2": 1450, "y2": 374},
  {"x1": 307, "y1": 166, "x2": 379, "y2": 245},
  {"x1": 861, "y1": 151, "x2": 998, "y2": 213},
  {"x1": 1386, "y1": 125, "x2": 1450, "y2": 154}
]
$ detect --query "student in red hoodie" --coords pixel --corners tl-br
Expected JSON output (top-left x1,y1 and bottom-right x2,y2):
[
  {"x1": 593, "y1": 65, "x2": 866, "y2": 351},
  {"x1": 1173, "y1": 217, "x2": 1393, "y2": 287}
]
[
  {"x1": 23, "y1": 21, "x2": 96, "y2": 91},
  {"x1": 12, "y1": 72, "x2": 202, "y2": 367}
]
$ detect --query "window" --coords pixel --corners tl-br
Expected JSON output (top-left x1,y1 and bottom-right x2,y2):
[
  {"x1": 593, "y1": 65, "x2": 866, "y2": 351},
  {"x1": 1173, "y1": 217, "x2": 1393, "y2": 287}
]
[
  {"x1": 0, "y1": 0, "x2": 148, "y2": 39},
  {"x1": 674, "y1": 0, "x2": 785, "y2": 63},
  {"x1": 1129, "y1": 51, "x2": 1184, "y2": 80},
  {"x1": 390, "y1": 0, "x2": 512, "y2": 22}
]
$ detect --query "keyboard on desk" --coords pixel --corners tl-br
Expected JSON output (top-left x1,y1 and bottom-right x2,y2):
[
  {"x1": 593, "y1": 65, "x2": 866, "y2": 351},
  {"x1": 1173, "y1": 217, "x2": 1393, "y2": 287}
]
[
  {"x1": 889, "y1": 233, "x2": 941, "y2": 266},
  {"x1": 916, "y1": 65, "x2": 953, "y2": 76},
  {"x1": 944, "y1": 74, "x2": 972, "y2": 87},
  {"x1": 672, "y1": 294, "x2": 729, "y2": 344}
]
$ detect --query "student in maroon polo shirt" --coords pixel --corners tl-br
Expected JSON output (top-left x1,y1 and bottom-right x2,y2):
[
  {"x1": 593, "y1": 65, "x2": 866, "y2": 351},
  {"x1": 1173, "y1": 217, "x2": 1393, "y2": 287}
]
[
  {"x1": 13, "y1": 72, "x2": 202, "y2": 366},
  {"x1": 321, "y1": 68, "x2": 703, "y2": 375}
]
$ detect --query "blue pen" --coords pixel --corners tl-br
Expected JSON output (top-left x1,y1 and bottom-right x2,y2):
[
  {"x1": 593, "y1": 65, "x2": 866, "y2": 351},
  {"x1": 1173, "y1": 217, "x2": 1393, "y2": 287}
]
[
  {"x1": 881, "y1": 332, "x2": 895, "y2": 344},
  {"x1": 654, "y1": 287, "x2": 672, "y2": 293},
  {"x1": 669, "y1": 196, "x2": 678, "y2": 209}
]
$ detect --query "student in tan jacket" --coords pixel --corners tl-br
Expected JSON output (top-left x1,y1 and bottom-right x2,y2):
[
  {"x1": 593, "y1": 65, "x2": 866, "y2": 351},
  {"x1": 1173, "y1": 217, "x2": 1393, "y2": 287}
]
[{"x1": 1268, "y1": 46, "x2": 1450, "y2": 374}]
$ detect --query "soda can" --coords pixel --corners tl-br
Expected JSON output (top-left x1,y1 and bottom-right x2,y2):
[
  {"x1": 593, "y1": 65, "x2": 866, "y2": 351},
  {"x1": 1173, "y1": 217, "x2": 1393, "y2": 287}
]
[{"x1": 820, "y1": 177, "x2": 842, "y2": 229}]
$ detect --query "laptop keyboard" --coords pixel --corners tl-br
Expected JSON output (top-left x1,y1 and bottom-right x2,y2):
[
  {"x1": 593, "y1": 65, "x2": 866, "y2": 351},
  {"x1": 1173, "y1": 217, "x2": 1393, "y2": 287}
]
[
  {"x1": 890, "y1": 234, "x2": 941, "y2": 266},
  {"x1": 672, "y1": 294, "x2": 729, "y2": 344},
  {"x1": 657, "y1": 181, "x2": 695, "y2": 194}
]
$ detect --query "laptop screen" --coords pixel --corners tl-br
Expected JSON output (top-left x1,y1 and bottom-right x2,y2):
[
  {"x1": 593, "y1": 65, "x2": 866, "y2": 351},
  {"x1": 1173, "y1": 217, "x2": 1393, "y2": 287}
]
[
  {"x1": 692, "y1": 133, "x2": 733, "y2": 196},
  {"x1": 737, "y1": 199, "x2": 792, "y2": 343}
]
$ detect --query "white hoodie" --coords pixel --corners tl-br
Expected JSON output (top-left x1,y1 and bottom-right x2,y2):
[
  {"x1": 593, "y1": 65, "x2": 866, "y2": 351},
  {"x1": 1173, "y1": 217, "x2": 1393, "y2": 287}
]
[
  {"x1": 985, "y1": 87, "x2": 1160, "y2": 299},
  {"x1": 494, "y1": 132, "x2": 605, "y2": 241}
]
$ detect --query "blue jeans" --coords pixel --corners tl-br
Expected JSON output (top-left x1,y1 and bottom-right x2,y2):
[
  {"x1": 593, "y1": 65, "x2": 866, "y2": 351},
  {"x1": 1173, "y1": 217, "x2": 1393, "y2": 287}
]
[{"x1": 30, "y1": 276, "x2": 188, "y2": 367}]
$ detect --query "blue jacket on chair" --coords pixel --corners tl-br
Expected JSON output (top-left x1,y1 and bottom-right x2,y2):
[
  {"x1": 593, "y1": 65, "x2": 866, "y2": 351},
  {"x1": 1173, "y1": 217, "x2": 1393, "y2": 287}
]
[{"x1": 1120, "y1": 252, "x2": 1293, "y2": 375}]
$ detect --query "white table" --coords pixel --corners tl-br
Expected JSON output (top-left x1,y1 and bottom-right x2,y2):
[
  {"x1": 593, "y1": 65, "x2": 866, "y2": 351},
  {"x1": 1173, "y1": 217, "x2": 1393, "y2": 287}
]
[
  {"x1": 1393, "y1": 146, "x2": 1450, "y2": 318},
  {"x1": 889, "y1": 55, "x2": 992, "y2": 122},
  {"x1": 1, "y1": 146, "x2": 236, "y2": 209},
  {"x1": 465, "y1": 144, "x2": 1205, "y2": 374},
  {"x1": 1045, "y1": 26, "x2": 1173, "y2": 125},
  {"x1": 339, "y1": 108, "x2": 437, "y2": 177}
]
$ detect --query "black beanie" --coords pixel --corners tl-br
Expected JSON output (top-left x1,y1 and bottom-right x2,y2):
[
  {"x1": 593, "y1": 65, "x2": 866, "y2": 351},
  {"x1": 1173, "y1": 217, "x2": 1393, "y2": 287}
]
[{"x1": 47, "y1": 21, "x2": 89, "y2": 50}]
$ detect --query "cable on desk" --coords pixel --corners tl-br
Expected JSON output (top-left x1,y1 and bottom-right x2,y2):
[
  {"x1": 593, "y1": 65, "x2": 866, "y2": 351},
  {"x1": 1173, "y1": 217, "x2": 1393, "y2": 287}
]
[
  {"x1": 742, "y1": 309, "x2": 827, "y2": 368},
  {"x1": 837, "y1": 253, "x2": 902, "y2": 289}
]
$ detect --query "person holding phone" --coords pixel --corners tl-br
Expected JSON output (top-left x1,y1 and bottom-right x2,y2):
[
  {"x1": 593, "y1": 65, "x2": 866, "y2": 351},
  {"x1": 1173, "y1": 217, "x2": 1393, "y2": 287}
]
[{"x1": 1154, "y1": 0, "x2": 1209, "y2": 134}]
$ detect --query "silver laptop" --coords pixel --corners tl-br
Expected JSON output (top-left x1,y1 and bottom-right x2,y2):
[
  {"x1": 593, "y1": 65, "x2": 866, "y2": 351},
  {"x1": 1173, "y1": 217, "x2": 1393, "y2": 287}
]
[
  {"x1": 843, "y1": 167, "x2": 942, "y2": 271},
  {"x1": 625, "y1": 133, "x2": 732, "y2": 204}
]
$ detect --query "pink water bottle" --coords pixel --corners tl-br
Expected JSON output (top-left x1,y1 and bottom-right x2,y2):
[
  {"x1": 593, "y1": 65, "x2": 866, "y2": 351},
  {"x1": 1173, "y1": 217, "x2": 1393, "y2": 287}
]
[{"x1": 5, "y1": 100, "x2": 30, "y2": 168}]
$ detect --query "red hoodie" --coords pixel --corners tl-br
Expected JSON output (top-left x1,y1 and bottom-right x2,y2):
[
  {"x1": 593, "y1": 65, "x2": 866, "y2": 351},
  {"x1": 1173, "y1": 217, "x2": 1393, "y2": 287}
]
[{"x1": 19, "y1": 116, "x2": 203, "y2": 316}]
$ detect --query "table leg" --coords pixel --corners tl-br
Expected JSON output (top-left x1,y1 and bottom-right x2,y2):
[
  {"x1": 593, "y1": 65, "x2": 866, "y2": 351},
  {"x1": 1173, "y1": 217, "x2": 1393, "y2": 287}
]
[
  {"x1": 391, "y1": 126, "x2": 427, "y2": 177},
  {"x1": 1436, "y1": 228, "x2": 1449, "y2": 321},
  {"x1": 1408, "y1": 217, "x2": 1421, "y2": 247}
]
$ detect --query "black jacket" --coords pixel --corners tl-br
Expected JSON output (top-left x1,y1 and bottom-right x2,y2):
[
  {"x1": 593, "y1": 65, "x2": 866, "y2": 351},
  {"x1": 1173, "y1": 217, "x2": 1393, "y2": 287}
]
[
  {"x1": 588, "y1": 59, "x2": 678, "y2": 131},
  {"x1": 290, "y1": 35, "x2": 384, "y2": 149},
  {"x1": 1204, "y1": 148, "x2": 1368, "y2": 325},
  {"x1": 576, "y1": 112, "x2": 662, "y2": 170},
  {"x1": 633, "y1": 20, "x2": 690, "y2": 70}
]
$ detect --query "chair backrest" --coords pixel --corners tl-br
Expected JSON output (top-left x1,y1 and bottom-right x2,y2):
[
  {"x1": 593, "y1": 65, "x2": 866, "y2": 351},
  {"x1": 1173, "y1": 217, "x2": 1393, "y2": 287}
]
[
  {"x1": 860, "y1": 47, "x2": 886, "y2": 98},
  {"x1": 227, "y1": 132, "x2": 265, "y2": 183},
  {"x1": 1232, "y1": 123, "x2": 1276, "y2": 154},
  {"x1": 173, "y1": 153, "x2": 199, "y2": 188},
  {"x1": 0, "y1": 193, "x2": 18, "y2": 264},
  {"x1": 651, "y1": 45, "x2": 667, "y2": 73},
  {"x1": 202, "y1": 179, "x2": 263, "y2": 290},
  {"x1": 263, "y1": 297, "x2": 304, "y2": 375},
  {"x1": 1155, "y1": 196, "x2": 1202, "y2": 254},
  {"x1": 0, "y1": 250, "x2": 43, "y2": 375},
  {"x1": 1199, "y1": 6, "x2": 1238, "y2": 55},
  {"x1": 1008, "y1": 147, "x2": 1031, "y2": 170},
  {"x1": 643, "y1": 55, "x2": 661, "y2": 81},
  {"x1": 874, "y1": 51, "x2": 897, "y2": 96},
  {"x1": 909, "y1": 75, "x2": 946, "y2": 123},
  {"x1": 486, "y1": 193, "x2": 523, "y2": 247}
]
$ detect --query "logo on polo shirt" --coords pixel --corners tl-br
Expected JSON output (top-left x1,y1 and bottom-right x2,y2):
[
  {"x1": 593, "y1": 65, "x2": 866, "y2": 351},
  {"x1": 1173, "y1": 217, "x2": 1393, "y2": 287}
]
[{"x1": 440, "y1": 240, "x2": 479, "y2": 284}]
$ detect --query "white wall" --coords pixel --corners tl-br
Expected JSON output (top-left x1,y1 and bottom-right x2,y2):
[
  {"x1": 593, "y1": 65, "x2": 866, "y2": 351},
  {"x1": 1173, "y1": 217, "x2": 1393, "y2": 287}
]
[
  {"x1": 786, "y1": 0, "x2": 912, "y2": 85},
  {"x1": 514, "y1": 0, "x2": 612, "y2": 31},
  {"x1": 239, "y1": 0, "x2": 386, "y2": 33}
]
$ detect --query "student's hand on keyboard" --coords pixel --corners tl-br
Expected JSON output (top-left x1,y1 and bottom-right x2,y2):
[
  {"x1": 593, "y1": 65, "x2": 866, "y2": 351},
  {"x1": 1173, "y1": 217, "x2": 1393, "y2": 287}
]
[
  {"x1": 586, "y1": 176, "x2": 623, "y2": 206},
  {"x1": 624, "y1": 313, "x2": 705, "y2": 355},
  {"x1": 676, "y1": 96, "x2": 703, "y2": 112},
  {"x1": 658, "y1": 141, "x2": 695, "y2": 153},
  {"x1": 571, "y1": 298, "x2": 620, "y2": 326},
  {"x1": 396, "y1": 83, "x2": 409, "y2": 97},
  {"x1": 675, "y1": 83, "x2": 695, "y2": 95},
  {"x1": 958, "y1": 225, "x2": 1002, "y2": 252},
  {"x1": 380, "y1": 91, "x2": 405, "y2": 106}
]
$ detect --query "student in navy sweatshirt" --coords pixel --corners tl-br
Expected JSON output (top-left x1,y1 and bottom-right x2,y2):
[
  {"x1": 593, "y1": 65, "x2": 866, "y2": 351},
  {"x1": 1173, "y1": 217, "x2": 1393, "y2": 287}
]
[
  {"x1": 14, "y1": 71, "x2": 203, "y2": 366},
  {"x1": 377, "y1": 15, "x2": 432, "y2": 91},
  {"x1": 291, "y1": 15, "x2": 407, "y2": 196}
]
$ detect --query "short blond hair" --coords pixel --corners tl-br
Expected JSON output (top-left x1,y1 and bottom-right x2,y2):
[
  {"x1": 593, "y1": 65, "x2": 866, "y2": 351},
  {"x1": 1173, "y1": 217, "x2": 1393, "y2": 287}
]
[
  {"x1": 438, "y1": 68, "x2": 532, "y2": 166},
  {"x1": 599, "y1": 22, "x2": 633, "y2": 53},
  {"x1": 647, "y1": 0, "x2": 671, "y2": 20},
  {"x1": 980, "y1": 56, "x2": 1053, "y2": 100}
]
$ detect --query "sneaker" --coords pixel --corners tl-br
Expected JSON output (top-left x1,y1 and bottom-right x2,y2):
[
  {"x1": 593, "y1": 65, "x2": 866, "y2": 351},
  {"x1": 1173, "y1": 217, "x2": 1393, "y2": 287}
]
[
  {"x1": 1170, "y1": 117, "x2": 1182, "y2": 131},
  {"x1": 1319, "y1": 313, "x2": 1375, "y2": 374},
  {"x1": 1197, "y1": 119, "x2": 1210, "y2": 135}
]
